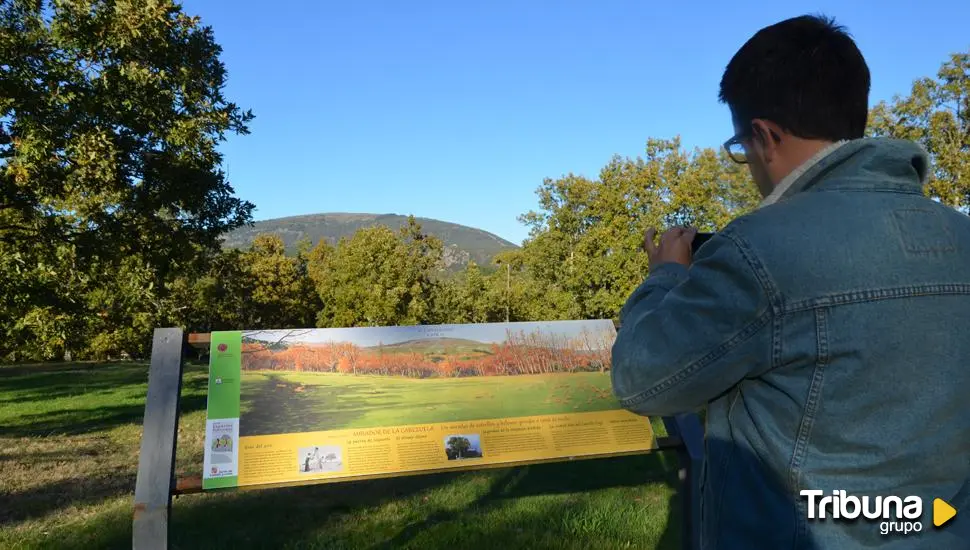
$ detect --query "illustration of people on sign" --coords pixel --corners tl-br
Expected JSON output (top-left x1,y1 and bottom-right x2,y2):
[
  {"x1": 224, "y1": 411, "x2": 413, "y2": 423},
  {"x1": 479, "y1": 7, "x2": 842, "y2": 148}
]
[
  {"x1": 211, "y1": 434, "x2": 233, "y2": 452},
  {"x1": 298, "y1": 445, "x2": 343, "y2": 474}
]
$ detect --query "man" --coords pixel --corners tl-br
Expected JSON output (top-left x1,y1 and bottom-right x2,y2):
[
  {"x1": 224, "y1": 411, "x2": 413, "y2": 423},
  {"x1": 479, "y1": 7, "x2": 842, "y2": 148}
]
[{"x1": 611, "y1": 15, "x2": 970, "y2": 549}]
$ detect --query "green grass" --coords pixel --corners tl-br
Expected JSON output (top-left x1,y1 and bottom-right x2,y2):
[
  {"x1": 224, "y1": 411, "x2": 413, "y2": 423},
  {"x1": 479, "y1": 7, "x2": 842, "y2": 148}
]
[
  {"x1": 241, "y1": 371, "x2": 621, "y2": 435},
  {"x1": 0, "y1": 361, "x2": 683, "y2": 549}
]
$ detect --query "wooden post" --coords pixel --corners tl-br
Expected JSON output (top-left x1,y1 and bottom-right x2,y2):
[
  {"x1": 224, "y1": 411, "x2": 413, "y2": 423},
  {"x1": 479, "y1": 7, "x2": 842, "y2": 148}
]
[
  {"x1": 663, "y1": 413, "x2": 705, "y2": 550},
  {"x1": 133, "y1": 328, "x2": 185, "y2": 550}
]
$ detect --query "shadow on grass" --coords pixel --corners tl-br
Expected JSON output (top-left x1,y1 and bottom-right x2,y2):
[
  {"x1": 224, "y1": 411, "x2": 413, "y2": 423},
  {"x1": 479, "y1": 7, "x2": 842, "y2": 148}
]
[
  {"x1": 146, "y1": 451, "x2": 682, "y2": 550},
  {"x1": 240, "y1": 374, "x2": 491, "y2": 436},
  {"x1": 240, "y1": 374, "x2": 403, "y2": 436},
  {"x1": 239, "y1": 374, "x2": 367, "y2": 437},
  {"x1": 0, "y1": 445, "x2": 104, "y2": 462},
  {"x1": 0, "y1": 362, "x2": 149, "y2": 406},
  {"x1": 4, "y1": 449, "x2": 687, "y2": 549},
  {"x1": 0, "y1": 474, "x2": 136, "y2": 527},
  {"x1": 380, "y1": 451, "x2": 684, "y2": 549},
  {"x1": 0, "y1": 367, "x2": 209, "y2": 437}
]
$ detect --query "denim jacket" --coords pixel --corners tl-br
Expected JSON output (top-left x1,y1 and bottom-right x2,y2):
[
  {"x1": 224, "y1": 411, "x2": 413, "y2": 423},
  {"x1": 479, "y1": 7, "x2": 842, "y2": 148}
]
[{"x1": 611, "y1": 138, "x2": 970, "y2": 549}]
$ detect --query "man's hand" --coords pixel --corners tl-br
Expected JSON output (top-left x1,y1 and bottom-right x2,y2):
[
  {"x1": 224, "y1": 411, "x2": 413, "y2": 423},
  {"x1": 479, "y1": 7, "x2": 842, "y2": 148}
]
[{"x1": 643, "y1": 226, "x2": 697, "y2": 271}]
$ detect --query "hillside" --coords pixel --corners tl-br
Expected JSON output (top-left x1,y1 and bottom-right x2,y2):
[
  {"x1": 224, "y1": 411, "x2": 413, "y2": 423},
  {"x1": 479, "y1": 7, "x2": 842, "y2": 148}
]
[
  {"x1": 222, "y1": 213, "x2": 518, "y2": 269},
  {"x1": 369, "y1": 338, "x2": 492, "y2": 355}
]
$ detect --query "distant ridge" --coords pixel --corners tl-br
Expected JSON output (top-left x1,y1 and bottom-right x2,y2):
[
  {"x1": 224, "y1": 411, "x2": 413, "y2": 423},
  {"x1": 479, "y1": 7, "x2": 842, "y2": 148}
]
[
  {"x1": 376, "y1": 337, "x2": 488, "y2": 348},
  {"x1": 222, "y1": 213, "x2": 519, "y2": 269}
]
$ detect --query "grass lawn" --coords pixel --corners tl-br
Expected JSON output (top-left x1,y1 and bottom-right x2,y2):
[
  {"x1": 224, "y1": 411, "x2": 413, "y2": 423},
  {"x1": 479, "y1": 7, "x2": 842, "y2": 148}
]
[
  {"x1": 241, "y1": 370, "x2": 622, "y2": 435},
  {"x1": 1, "y1": 361, "x2": 683, "y2": 549}
]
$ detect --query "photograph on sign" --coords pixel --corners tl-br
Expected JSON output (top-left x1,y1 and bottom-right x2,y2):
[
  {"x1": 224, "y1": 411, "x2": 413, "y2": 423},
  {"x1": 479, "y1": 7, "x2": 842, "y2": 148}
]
[{"x1": 201, "y1": 320, "x2": 655, "y2": 490}]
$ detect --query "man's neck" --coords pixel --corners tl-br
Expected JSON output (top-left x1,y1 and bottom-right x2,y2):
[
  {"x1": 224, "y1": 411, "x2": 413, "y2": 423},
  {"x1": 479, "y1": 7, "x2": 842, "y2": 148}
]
[
  {"x1": 760, "y1": 139, "x2": 848, "y2": 208},
  {"x1": 786, "y1": 139, "x2": 837, "y2": 173}
]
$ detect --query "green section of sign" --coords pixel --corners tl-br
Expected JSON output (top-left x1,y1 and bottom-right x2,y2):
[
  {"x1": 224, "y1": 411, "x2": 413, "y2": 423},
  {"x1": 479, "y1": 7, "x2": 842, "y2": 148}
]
[
  {"x1": 204, "y1": 331, "x2": 242, "y2": 491},
  {"x1": 207, "y1": 331, "x2": 242, "y2": 419},
  {"x1": 204, "y1": 475, "x2": 238, "y2": 490}
]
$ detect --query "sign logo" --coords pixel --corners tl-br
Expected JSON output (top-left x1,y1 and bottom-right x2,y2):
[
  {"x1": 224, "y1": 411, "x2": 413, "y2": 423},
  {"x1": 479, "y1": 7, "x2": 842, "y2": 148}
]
[
  {"x1": 801, "y1": 490, "x2": 923, "y2": 535},
  {"x1": 217, "y1": 343, "x2": 228, "y2": 352},
  {"x1": 801, "y1": 490, "x2": 958, "y2": 535},
  {"x1": 934, "y1": 498, "x2": 957, "y2": 527},
  {"x1": 211, "y1": 467, "x2": 218, "y2": 474}
]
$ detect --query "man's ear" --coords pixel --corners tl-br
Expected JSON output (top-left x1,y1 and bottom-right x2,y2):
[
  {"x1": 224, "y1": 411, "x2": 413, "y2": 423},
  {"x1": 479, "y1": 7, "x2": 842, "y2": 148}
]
[{"x1": 750, "y1": 119, "x2": 783, "y2": 164}]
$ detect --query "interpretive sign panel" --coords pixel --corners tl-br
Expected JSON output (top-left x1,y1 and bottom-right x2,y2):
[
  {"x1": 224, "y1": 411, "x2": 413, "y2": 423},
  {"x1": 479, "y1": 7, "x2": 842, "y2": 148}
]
[{"x1": 201, "y1": 320, "x2": 655, "y2": 490}]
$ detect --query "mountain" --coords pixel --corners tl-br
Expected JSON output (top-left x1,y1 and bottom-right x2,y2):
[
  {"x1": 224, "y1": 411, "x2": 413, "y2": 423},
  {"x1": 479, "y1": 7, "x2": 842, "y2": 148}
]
[
  {"x1": 222, "y1": 213, "x2": 519, "y2": 269},
  {"x1": 371, "y1": 338, "x2": 493, "y2": 354}
]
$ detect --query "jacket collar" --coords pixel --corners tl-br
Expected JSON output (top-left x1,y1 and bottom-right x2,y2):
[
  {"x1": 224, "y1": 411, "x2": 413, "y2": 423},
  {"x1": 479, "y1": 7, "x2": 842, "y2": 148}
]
[
  {"x1": 759, "y1": 140, "x2": 848, "y2": 208},
  {"x1": 758, "y1": 138, "x2": 929, "y2": 208}
]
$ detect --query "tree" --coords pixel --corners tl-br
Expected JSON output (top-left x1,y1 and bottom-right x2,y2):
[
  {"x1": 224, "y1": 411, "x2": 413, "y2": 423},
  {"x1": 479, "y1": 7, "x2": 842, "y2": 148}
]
[
  {"x1": 0, "y1": 0, "x2": 253, "y2": 359},
  {"x1": 511, "y1": 137, "x2": 759, "y2": 321},
  {"x1": 868, "y1": 51, "x2": 970, "y2": 211},
  {"x1": 446, "y1": 436, "x2": 471, "y2": 459},
  {"x1": 244, "y1": 235, "x2": 319, "y2": 329},
  {"x1": 434, "y1": 261, "x2": 501, "y2": 324},
  {"x1": 310, "y1": 216, "x2": 444, "y2": 327}
]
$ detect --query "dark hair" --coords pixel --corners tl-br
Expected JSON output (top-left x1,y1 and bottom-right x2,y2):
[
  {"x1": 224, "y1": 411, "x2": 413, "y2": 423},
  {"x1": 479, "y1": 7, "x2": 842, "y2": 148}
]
[{"x1": 719, "y1": 15, "x2": 870, "y2": 141}]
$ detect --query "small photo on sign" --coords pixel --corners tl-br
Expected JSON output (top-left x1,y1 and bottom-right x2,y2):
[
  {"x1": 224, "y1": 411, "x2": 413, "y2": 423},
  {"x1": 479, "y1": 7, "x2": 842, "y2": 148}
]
[
  {"x1": 211, "y1": 434, "x2": 233, "y2": 452},
  {"x1": 444, "y1": 434, "x2": 482, "y2": 461},
  {"x1": 298, "y1": 445, "x2": 343, "y2": 474}
]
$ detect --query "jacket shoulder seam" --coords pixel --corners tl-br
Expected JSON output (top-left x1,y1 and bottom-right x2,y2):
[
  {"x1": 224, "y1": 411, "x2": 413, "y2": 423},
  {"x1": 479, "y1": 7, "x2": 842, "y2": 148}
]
[{"x1": 721, "y1": 223, "x2": 784, "y2": 315}]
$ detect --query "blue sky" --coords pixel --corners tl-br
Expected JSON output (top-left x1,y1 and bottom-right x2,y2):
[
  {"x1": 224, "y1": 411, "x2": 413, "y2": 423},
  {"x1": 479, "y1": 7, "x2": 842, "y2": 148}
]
[
  {"x1": 181, "y1": 1, "x2": 970, "y2": 245},
  {"x1": 243, "y1": 319, "x2": 615, "y2": 348}
]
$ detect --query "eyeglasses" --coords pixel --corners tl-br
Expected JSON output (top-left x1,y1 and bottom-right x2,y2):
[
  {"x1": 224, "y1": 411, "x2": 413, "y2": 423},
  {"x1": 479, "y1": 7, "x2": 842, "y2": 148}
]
[{"x1": 723, "y1": 133, "x2": 748, "y2": 164}]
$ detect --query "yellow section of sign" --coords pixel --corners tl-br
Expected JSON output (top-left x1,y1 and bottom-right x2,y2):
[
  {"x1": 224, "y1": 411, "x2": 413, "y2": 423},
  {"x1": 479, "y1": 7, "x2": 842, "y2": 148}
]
[
  {"x1": 933, "y1": 498, "x2": 957, "y2": 527},
  {"x1": 237, "y1": 410, "x2": 655, "y2": 488}
]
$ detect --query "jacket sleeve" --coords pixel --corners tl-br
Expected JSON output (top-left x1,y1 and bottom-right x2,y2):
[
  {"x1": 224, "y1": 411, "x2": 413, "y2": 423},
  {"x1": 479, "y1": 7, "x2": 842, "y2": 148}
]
[{"x1": 611, "y1": 232, "x2": 774, "y2": 416}]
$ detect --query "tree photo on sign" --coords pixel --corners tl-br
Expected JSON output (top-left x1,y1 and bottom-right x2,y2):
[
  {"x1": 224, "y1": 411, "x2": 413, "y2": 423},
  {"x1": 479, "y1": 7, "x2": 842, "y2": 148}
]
[{"x1": 445, "y1": 435, "x2": 482, "y2": 460}]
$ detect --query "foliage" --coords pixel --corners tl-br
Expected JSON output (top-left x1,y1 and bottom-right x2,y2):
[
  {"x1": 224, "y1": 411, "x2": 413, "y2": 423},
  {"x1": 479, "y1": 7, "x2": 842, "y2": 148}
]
[
  {"x1": 445, "y1": 436, "x2": 474, "y2": 459},
  {"x1": 163, "y1": 235, "x2": 319, "y2": 332},
  {"x1": 434, "y1": 261, "x2": 511, "y2": 324},
  {"x1": 868, "y1": 52, "x2": 970, "y2": 211},
  {"x1": 309, "y1": 216, "x2": 444, "y2": 328},
  {"x1": 0, "y1": 0, "x2": 253, "y2": 360},
  {"x1": 510, "y1": 138, "x2": 760, "y2": 320}
]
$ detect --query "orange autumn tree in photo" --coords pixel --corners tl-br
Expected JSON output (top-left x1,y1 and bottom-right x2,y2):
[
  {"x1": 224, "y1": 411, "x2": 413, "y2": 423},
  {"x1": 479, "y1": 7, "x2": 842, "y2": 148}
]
[{"x1": 240, "y1": 326, "x2": 613, "y2": 379}]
